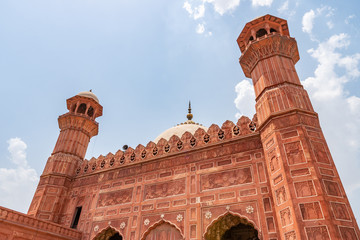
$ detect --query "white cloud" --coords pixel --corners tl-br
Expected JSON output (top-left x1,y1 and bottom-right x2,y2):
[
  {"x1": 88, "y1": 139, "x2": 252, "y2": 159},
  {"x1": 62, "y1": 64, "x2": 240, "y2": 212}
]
[
  {"x1": 345, "y1": 14, "x2": 355, "y2": 24},
  {"x1": 302, "y1": 33, "x2": 360, "y2": 219},
  {"x1": 234, "y1": 79, "x2": 256, "y2": 119},
  {"x1": 205, "y1": 0, "x2": 241, "y2": 15},
  {"x1": 326, "y1": 21, "x2": 334, "y2": 29},
  {"x1": 183, "y1": 1, "x2": 193, "y2": 15},
  {"x1": 302, "y1": 9, "x2": 316, "y2": 34},
  {"x1": 0, "y1": 138, "x2": 39, "y2": 213},
  {"x1": 278, "y1": 0, "x2": 288, "y2": 13},
  {"x1": 196, "y1": 23, "x2": 205, "y2": 34},
  {"x1": 302, "y1": 6, "x2": 335, "y2": 36},
  {"x1": 252, "y1": 0, "x2": 273, "y2": 7},
  {"x1": 193, "y1": 4, "x2": 205, "y2": 19}
]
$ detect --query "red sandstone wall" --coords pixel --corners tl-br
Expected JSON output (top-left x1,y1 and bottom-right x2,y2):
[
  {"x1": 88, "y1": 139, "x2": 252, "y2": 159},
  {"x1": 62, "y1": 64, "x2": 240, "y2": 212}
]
[
  {"x1": 0, "y1": 206, "x2": 82, "y2": 240},
  {"x1": 53, "y1": 118, "x2": 279, "y2": 240}
]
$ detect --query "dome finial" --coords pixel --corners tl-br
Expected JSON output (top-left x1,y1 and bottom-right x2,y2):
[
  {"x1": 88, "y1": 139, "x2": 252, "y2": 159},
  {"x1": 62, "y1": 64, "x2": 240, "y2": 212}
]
[{"x1": 187, "y1": 101, "x2": 193, "y2": 121}]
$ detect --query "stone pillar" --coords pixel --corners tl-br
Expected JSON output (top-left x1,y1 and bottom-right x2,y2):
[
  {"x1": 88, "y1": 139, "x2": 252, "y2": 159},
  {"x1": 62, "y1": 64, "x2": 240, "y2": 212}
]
[
  {"x1": 238, "y1": 15, "x2": 360, "y2": 239},
  {"x1": 28, "y1": 92, "x2": 103, "y2": 224}
]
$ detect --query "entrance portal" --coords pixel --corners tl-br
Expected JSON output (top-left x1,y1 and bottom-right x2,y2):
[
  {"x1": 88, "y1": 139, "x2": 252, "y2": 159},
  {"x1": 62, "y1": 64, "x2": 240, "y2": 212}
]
[
  {"x1": 92, "y1": 226, "x2": 123, "y2": 240},
  {"x1": 141, "y1": 220, "x2": 184, "y2": 240},
  {"x1": 205, "y1": 213, "x2": 259, "y2": 240}
]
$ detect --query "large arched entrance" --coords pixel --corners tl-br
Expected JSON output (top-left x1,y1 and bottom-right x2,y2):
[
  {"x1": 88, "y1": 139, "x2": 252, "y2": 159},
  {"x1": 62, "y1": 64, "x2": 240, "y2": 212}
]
[
  {"x1": 141, "y1": 220, "x2": 184, "y2": 240},
  {"x1": 205, "y1": 213, "x2": 260, "y2": 240},
  {"x1": 93, "y1": 226, "x2": 123, "y2": 240}
]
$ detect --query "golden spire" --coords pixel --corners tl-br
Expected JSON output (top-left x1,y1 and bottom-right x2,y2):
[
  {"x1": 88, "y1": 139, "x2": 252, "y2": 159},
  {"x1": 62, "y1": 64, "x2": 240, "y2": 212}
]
[{"x1": 186, "y1": 101, "x2": 194, "y2": 123}]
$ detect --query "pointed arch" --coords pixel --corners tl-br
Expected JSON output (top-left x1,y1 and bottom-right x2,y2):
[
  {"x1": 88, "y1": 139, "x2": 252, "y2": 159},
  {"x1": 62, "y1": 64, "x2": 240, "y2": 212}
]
[
  {"x1": 92, "y1": 226, "x2": 123, "y2": 240},
  {"x1": 204, "y1": 212, "x2": 261, "y2": 240},
  {"x1": 140, "y1": 219, "x2": 184, "y2": 240}
]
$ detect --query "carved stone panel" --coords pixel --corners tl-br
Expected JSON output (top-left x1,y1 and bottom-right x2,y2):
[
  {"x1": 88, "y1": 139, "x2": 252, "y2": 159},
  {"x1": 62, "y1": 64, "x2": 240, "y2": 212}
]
[
  {"x1": 339, "y1": 226, "x2": 359, "y2": 240},
  {"x1": 280, "y1": 207, "x2": 293, "y2": 227},
  {"x1": 311, "y1": 141, "x2": 330, "y2": 164},
  {"x1": 323, "y1": 180, "x2": 342, "y2": 197},
  {"x1": 268, "y1": 148, "x2": 280, "y2": 173},
  {"x1": 97, "y1": 188, "x2": 133, "y2": 207},
  {"x1": 305, "y1": 226, "x2": 330, "y2": 240},
  {"x1": 284, "y1": 231, "x2": 296, "y2": 240},
  {"x1": 284, "y1": 141, "x2": 306, "y2": 165},
  {"x1": 275, "y1": 186, "x2": 287, "y2": 205},
  {"x1": 331, "y1": 202, "x2": 351, "y2": 221},
  {"x1": 200, "y1": 167, "x2": 252, "y2": 191},
  {"x1": 294, "y1": 180, "x2": 316, "y2": 198},
  {"x1": 300, "y1": 202, "x2": 323, "y2": 220},
  {"x1": 144, "y1": 178, "x2": 185, "y2": 200}
]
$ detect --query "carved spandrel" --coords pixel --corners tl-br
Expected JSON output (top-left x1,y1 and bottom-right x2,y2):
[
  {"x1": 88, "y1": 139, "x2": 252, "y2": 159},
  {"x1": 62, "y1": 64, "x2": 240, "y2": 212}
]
[
  {"x1": 144, "y1": 178, "x2": 185, "y2": 200},
  {"x1": 300, "y1": 202, "x2": 323, "y2": 220},
  {"x1": 305, "y1": 226, "x2": 330, "y2": 240},
  {"x1": 200, "y1": 167, "x2": 252, "y2": 191},
  {"x1": 294, "y1": 180, "x2": 316, "y2": 198},
  {"x1": 284, "y1": 141, "x2": 306, "y2": 165},
  {"x1": 97, "y1": 188, "x2": 133, "y2": 207},
  {"x1": 339, "y1": 226, "x2": 359, "y2": 240},
  {"x1": 275, "y1": 186, "x2": 287, "y2": 205},
  {"x1": 311, "y1": 141, "x2": 330, "y2": 164},
  {"x1": 331, "y1": 202, "x2": 351, "y2": 220}
]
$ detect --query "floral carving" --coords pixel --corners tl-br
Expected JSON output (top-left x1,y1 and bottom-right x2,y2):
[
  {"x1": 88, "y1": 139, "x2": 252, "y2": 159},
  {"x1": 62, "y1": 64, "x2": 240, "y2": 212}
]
[
  {"x1": 144, "y1": 178, "x2": 185, "y2": 200},
  {"x1": 246, "y1": 206, "x2": 254, "y2": 214},
  {"x1": 176, "y1": 214, "x2": 183, "y2": 222},
  {"x1": 201, "y1": 167, "x2": 252, "y2": 191},
  {"x1": 144, "y1": 219, "x2": 150, "y2": 226},
  {"x1": 120, "y1": 222, "x2": 126, "y2": 229},
  {"x1": 205, "y1": 211, "x2": 212, "y2": 219},
  {"x1": 94, "y1": 225, "x2": 99, "y2": 232}
]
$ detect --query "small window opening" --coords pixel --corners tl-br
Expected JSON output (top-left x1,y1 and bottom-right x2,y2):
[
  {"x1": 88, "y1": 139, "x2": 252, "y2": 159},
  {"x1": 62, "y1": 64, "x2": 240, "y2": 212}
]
[
  {"x1": 71, "y1": 104, "x2": 77, "y2": 113},
  {"x1": 71, "y1": 206, "x2": 82, "y2": 229},
  {"x1": 77, "y1": 103, "x2": 87, "y2": 114},
  {"x1": 256, "y1": 28, "x2": 267, "y2": 38},
  {"x1": 87, "y1": 106, "x2": 94, "y2": 117},
  {"x1": 270, "y1": 28, "x2": 277, "y2": 33}
]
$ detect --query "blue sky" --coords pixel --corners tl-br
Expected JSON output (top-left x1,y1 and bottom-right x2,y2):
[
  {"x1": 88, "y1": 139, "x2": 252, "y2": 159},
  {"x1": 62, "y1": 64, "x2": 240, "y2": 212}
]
[{"x1": 1, "y1": 0, "x2": 360, "y2": 222}]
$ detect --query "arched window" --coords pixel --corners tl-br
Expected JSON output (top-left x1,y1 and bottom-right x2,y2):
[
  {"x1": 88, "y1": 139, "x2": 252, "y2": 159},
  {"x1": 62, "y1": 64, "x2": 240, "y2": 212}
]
[
  {"x1": 256, "y1": 28, "x2": 267, "y2": 38},
  {"x1": 77, "y1": 103, "x2": 87, "y2": 114},
  {"x1": 87, "y1": 106, "x2": 94, "y2": 117},
  {"x1": 141, "y1": 221, "x2": 184, "y2": 240},
  {"x1": 204, "y1": 213, "x2": 259, "y2": 240},
  {"x1": 93, "y1": 227, "x2": 123, "y2": 240},
  {"x1": 270, "y1": 28, "x2": 277, "y2": 33}
]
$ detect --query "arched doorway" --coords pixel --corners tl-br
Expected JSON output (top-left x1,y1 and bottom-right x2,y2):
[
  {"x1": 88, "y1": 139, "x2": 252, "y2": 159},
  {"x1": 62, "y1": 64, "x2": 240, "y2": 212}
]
[
  {"x1": 93, "y1": 226, "x2": 123, "y2": 240},
  {"x1": 141, "y1": 220, "x2": 184, "y2": 240},
  {"x1": 205, "y1": 213, "x2": 260, "y2": 240}
]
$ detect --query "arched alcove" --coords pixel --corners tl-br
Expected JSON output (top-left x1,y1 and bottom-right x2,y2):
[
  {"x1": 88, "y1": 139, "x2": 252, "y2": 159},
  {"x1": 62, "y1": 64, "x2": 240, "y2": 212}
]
[
  {"x1": 92, "y1": 226, "x2": 123, "y2": 240},
  {"x1": 141, "y1": 220, "x2": 184, "y2": 240},
  {"x1": 204, "y1": 213, "x2": 260, "y2": 240}
]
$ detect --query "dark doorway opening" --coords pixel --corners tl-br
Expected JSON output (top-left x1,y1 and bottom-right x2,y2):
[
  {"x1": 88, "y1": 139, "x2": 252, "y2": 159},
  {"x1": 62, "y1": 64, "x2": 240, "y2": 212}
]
[
  {"x1": 109, "y1": 233, "x2": 123, "y2": 240},
  {"x1": 70, "y1": 206, "x2": 82, "y2": 229},
  {"x1": 221, "y1": 222, "x2": 259, "y2": 240}
]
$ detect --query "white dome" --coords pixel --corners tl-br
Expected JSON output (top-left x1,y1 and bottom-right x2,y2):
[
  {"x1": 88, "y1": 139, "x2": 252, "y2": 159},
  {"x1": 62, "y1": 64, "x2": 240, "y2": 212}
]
[
  {"x1": 154, "y1": 122, "x2": 208, "y2": 143},
  {"x1": 77, "y1": 91, "x2": 99, "y2": 103}
]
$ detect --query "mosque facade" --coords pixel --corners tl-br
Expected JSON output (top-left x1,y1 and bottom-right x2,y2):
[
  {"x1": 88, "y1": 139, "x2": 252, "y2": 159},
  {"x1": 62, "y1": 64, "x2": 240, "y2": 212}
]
[{"x1": 0, "y1": 14, "x2": 359, "y2": 240}]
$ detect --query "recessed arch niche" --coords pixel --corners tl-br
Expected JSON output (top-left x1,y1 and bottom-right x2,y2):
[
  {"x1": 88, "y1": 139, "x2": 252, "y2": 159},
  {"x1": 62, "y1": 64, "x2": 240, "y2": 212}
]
[
  {"x1": 141, "y1": 220, "x2": 184, "y2": 240},
  {"x1": 92, "y1": 226, "x2": 123, "y2": 240},
  {"x1": 204, "y1": 213, "x2": 260, "y2": 240}
]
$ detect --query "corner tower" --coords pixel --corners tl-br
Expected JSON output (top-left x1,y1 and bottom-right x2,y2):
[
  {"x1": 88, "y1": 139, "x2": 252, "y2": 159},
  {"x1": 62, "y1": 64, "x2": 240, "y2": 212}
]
[
  {"x1": 238, "y1": 15, "x2": 359, "y2": 239},
  {"x1": 28, "y1": 91, "x2": 103, "y2": 223}
]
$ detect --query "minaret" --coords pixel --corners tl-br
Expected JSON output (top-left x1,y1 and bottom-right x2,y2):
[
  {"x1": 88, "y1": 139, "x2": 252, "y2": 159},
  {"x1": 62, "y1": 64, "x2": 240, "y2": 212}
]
[
  {"x1": 28, "y1": 91, "x2": 103, "y2": 223},
  {"x1": 238, "y1": 15, "x2": 359, "y2": 239}
]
